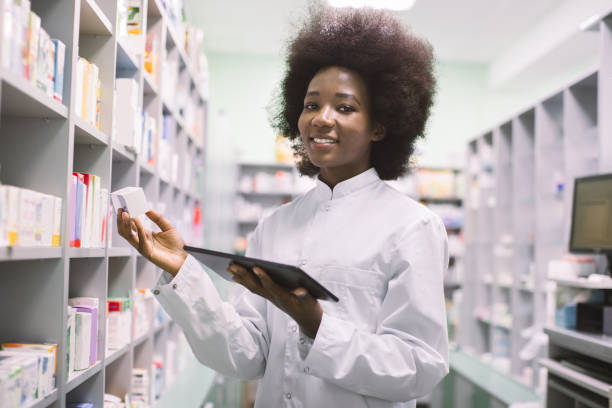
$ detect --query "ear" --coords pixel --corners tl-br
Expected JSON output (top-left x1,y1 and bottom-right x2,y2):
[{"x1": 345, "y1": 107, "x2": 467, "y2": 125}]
[{"x1": 371, "y1": 122, "x2": 386, "y2": 142}]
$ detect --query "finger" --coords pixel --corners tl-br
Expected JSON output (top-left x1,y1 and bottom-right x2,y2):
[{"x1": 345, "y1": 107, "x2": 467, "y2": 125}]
[
  {"x1": 228, "y1": 264, "x2": 264, "y2": 292},
  {"x1": 118, "y1": 210, "x2": 139, "y2": 248},
  {"x1": 133, "y1": 216, "x2": 152, "y2": 257},
  {"x1": 252, "y1": 266, "x2": 289, "y2": 301},
  {"x1": 146, "y1": 210, "x2": 174, "y2": 232},
  {"x1": 230, "y1": 271, "x2": 266, "y2": 297}
]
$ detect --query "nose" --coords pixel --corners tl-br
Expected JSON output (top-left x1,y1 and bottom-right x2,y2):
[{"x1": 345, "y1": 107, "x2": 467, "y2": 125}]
[{"x1": 312, "y1": 105, "x2": 334, "y2": 128}]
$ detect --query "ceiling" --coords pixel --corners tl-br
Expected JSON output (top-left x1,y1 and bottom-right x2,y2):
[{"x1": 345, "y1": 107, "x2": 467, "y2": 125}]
[{"x1": 185, "y1": 0, "x2": 562, "y2": 63}]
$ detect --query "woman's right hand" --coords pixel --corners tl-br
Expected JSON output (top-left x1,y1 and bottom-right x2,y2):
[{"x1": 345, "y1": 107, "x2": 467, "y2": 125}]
[{"x1": 116, "y1": 208, "x2": 188, "y2": 276}]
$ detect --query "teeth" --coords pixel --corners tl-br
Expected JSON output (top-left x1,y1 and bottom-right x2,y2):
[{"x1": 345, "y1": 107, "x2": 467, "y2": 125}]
[{"x1": 313, "y1": 138, "x2": 337, "y2": 144}]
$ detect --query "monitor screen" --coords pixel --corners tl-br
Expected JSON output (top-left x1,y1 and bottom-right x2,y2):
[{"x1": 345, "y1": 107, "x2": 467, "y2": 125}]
[{"x1": 570, "y1": 174, "x2": 612, "y2": 253}]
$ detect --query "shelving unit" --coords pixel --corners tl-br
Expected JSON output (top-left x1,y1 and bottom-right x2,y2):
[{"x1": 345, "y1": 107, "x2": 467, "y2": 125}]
[
  {"x1": 458, "y1": 11, "x2": 612, "y2": 406},
  {"x1": 0, "y1": 0, "x2": 211, "y2": 407}
]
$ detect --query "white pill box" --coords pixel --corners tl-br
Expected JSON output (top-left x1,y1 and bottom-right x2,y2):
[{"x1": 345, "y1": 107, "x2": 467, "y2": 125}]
[{"x1": 110, "y1": 187, "x2": 149, "y2": 218}]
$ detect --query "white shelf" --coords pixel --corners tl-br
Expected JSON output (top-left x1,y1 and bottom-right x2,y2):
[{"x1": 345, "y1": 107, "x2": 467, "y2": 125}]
[
  {"x1": 108, "y1": 247, "x2": 133, "y2": 257},
  {"x1": 69, "y1": 247, "x2": 106, "y2": 258},
  {"x1": 545, "y1": 326, "x2": 612, "y2": 364},
  {"x1": 105, "y1": 344, "x2": 130, "y2": 367},
  {"x1": 79, "y1": 0, "x2": 113, "y2": 36},
  {"x1": 74, "y1": 117, "x2": 109, "y2": 145},
  {"x1": 116, "y1": 37, "x2": 140, "y2": 71},
  {"x1": 143, "y1": 72, "x2": 159, "y2": 96},
  {"x1": 66, "y1": 361, "x2": 102, "y2": 393},
  {"x1": 0, "y1": 247, "x2": 62, "y2": 261},
  {"x1": 539, "y1": 358, "x2": 611, "y2": 398},
  {"x1": 25, "y1": 389, "x2": 58, "y2": 408},
  {"x1": 140, "y1": 161, "x2": 156, "y2": 176},
  {"x1": 549, "y1": 276, "x2": 612, "y2": 289},
  {"x1": 0, "y1": 0, "x2": 211, "y2": 406},
  {"x1": 112, "y1": 143, "x2": 137, "y2": 162},
  {"x1": 1, "y1": 68, "x2": 68, "y2": 118}
]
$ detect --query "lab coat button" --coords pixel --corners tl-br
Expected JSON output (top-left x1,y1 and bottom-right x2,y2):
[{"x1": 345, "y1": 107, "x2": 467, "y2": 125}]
[
  {"x1": 291, "y1": 325, "x2": 297, "y2": 333},
  {"x1": 172, "y1": 283, "x2": 177, "y2": 289},
  {"x1": 285, "y1": 393, "x2": 292, "y2": 400},
  {"x1": 304, "y1": 366, "x2": 310, "y2": 374},
  {"x1": 153, "y1": 289, "x2": 160, "y2": 295},
  {"x1": 299, "y1": 337, "x2": 305, "y2": 344}
]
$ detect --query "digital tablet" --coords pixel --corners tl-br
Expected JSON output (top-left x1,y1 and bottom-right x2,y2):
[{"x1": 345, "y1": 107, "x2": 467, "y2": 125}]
[{"x1": 183, "y1": 246, "x2": 339, "y2": 302}]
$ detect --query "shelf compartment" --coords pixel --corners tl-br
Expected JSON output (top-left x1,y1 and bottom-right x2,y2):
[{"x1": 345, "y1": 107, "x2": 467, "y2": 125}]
[
  {"x1": 105, "y1": 343, "x2": 130, "y2": 367},
  {"x1": 539, "y1": 358, "x2": 610, "y2": 398},
  {"x1": 1, "y1": 68, "x2": 68, "y2": 118},
  {"x1": 545, "y1": 326, "x2": 612, "y2": 364},
  {"x1": 112, "y1": 143, "x2": 137, "y2": 163},
  {"x1": 74, "y1": 117, "x2": 109, "y2": 145},
  {"x1": 79, "y1": 0, "x2": 113, "y2": 35},
  {"x1": 143, "y1": 72, "x2": 159, "y2": 96},
  {"x1": 134, "y1": 331, "x2": 149, "y2": 346},
  {"x1": 116, "y1": 37, "x2": 140, "y2": 72},
  {"x1": 65, "y1": 361, "x2": 102, "y2": 393},
  {"x1": 69, "y1": 248, "x2": 106, "y2": 258},
  {"x1": 140, "y1": 161, "x2": 156, "y2": 176},
  {"x1": 0, "y1": 247, "x2": 62, "y2": 261},
  {"x1": 24, "y1": 388, "x2": 58, "y2": 408}
]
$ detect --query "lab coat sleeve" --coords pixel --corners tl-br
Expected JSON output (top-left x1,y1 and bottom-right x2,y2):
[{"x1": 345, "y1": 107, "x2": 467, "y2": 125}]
[
  {"x1": 152, "y1": 225, "x2": 270, "y2": 380},
  {"x1": 301, "y1": 214, "x2": 450, "y2": 402}
]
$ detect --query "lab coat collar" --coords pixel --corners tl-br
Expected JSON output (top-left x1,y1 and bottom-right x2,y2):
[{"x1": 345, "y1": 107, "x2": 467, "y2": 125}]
[{"x1": 315, "y1": 168, "x2": 380, "y2": 201}]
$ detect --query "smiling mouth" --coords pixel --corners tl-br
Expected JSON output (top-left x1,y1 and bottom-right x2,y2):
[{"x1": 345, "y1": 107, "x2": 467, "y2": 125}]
[{"x1": 310, "y1": 137, "x2": 338, "y2": 144}]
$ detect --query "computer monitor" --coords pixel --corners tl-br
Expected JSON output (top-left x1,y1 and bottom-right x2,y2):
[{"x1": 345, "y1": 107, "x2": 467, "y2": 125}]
[{"x1": 569, "y1": 173, "x2": 612, "y2": 276}]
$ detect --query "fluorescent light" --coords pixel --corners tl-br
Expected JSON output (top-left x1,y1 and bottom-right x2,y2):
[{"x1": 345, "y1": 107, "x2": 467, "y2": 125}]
[{"x1": 328, "y1": 0, "x2": 416, "y2": 11}]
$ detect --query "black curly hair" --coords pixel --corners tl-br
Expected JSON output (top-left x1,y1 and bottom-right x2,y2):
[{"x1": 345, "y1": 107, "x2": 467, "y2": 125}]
[{"x1": 270, "y1": 3, "x2": 436, "y2": 180}]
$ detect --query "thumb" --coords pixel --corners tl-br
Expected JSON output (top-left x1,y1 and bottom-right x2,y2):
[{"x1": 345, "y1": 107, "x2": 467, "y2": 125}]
[{"x1": 291, "y1": 287, "x2": 309, "y2": 299}]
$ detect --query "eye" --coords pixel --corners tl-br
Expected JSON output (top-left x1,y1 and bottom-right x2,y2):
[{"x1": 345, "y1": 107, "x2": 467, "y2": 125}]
[
  {"x1": 338, "y1": 105, "x2": 355, "y2": 113},
  {"x1": 304, "y1": 102, "x2": 318, "y2": 110}
]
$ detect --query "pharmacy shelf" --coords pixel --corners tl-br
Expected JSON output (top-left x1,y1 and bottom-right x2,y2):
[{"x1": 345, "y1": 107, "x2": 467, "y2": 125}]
[
  {"x1": 134, "y1": 332, "x2": 149, "y2": 347},
  {"x1": 140, "y1": 161, "x2": 156, "y2": 176},
  {"x1": 539, "y1": 358, "x2": 610, "y2": 398},
  {"x1": 0, "y1": 247, "x2": 62, "y2": 261},
  {"x1": 25, "y1": 389, "x2": 58, "y2": 408},
  {"x1": 116, "y1": 37, "x2": 140, "y2": 71},
  {"x1": 544, "y1": 326, "x2": 612, "y2": 364},
  {"x1": 112, "y1": 143, "x2": 137, "y2": 163},
  {"x1": 0, "y1": 0, "x2": 211, "y2": 406},
  {"x1": 105, "y1": 344, "x2": 130, "y2": 367},
  {"x1": 74, "y1": 117, "x2": 109, "y2": 145},
  {"x1": 65, "y1": 361, "x2": 102, "y2": 393},
  {"x1": 143, "y1": 72, "x2": 159, "y2": 96},
  {"x1": 108, "y1": 247, "x2": 133, "y2": 257},
  {"x1": 79, "y1": 0, "x2": 113, "y2": 36},
  {"x1": 0, "y1": 68, "x2": 68, "y2": 118},
  {"x1": 549, "y1": 276, "x2": 612, "y2": 289},
  {"x1": 69, "y1": 247, "x2": 106, "y2": 258},
  {"x1": 449, "y1": 349, "x2": 539, "y2": 406}
]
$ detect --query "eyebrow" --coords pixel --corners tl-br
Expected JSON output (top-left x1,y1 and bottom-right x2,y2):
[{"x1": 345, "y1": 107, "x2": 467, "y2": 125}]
[{"x1": 305, "y1": 91, "x2": 362, "y2": 106}]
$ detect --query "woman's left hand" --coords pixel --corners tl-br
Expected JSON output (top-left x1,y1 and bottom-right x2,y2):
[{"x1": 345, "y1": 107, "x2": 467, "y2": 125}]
[{"x1": 228, "y1": 263, "x2": 323, "y2": 339}]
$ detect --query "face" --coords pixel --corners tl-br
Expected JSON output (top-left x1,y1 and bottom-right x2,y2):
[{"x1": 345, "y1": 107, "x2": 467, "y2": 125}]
[{"x1": 298, "y1": 66, "x2": 384, "y2": 183}]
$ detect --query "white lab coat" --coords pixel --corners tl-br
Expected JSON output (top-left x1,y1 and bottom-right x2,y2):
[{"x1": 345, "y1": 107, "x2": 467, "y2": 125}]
[{"x1": 154, "y1": 168, "x2": 449, "y2": 407}]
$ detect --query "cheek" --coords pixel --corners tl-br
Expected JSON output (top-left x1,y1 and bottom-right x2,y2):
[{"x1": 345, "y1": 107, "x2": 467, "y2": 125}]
[{"x1": 297, "y1": 113, "x2": 308, "y2": 141}]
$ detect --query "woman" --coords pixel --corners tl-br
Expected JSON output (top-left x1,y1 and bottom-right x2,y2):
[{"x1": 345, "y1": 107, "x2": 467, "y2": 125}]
[{"x1": 118, "y1": 4, "x2": 449, "y2": 407}]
